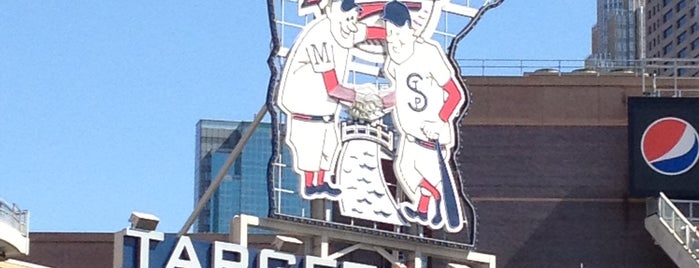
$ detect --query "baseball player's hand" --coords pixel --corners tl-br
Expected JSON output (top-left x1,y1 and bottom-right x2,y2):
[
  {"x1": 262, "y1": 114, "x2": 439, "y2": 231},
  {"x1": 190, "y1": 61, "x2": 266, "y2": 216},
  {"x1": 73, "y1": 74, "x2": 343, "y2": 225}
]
[
  {"x1": 421, "y1": 121, "x2": 445, "y2": 141},
  {"x1": 354, "y1": 83, "x2": 379, "y2": 96},
  {"x1": 349, "y1": 84, "x2": 384, "y2": 121}
]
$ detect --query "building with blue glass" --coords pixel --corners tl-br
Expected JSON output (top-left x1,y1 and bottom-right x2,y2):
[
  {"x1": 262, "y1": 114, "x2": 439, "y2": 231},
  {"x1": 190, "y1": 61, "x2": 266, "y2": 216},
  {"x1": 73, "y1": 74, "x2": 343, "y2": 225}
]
[
  {"x1": 587, "y1": 0, "x2": 639, "y2": 68},
  {"x1": 194, "y1": 119, "x2": 308, "y2": 233}
]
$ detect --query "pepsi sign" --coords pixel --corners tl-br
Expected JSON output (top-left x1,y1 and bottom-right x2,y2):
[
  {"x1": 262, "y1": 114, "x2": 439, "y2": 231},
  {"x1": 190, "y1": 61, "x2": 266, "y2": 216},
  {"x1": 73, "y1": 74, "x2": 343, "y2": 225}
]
[
  {"x1": 641, "y1": 117, "x2": 699, "y2": 176},
  {"x1": 629, "y1": 97, "x2": 699, "y2": 198}
]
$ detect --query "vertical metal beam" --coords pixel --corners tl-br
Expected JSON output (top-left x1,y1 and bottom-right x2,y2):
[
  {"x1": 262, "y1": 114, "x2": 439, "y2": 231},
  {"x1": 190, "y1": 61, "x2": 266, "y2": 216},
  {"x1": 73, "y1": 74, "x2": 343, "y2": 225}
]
[
  {"x1": 230, "y1": 214, "x2": 260, "y2": 247},
  {"x1": 314, "y1": 235, "x2": 330, "y2": 258},
  {"x1": 408, "y1": 250, "x2": 423, "y2": 268},
  {"x1": 178, "y1": 104, "x2": 268, "y2": 236}
]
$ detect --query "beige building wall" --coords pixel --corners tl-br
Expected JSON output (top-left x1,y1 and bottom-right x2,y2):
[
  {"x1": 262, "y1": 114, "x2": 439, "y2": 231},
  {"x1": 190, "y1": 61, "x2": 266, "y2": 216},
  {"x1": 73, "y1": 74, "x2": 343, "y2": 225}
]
[{"x1": 463, "y1": 73, "x2": 697, "y2": 126}]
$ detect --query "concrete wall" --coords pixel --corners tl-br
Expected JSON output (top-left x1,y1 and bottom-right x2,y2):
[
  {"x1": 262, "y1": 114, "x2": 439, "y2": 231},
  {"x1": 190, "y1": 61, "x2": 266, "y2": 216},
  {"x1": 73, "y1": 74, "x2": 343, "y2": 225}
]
[
  {"x1": 465, "y1": 75, "x2": 650, "y2": 126},
  {"x1": 16, "y1": 233, "x2": 115, "y2": 268}
]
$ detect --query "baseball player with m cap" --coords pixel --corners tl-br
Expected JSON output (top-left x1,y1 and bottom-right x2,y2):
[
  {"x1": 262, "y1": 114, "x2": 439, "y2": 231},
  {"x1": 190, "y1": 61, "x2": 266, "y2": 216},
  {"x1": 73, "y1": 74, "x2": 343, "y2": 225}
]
[
  {"x1": 380, "y1": 0, "x2": 467, "y2": 232},
  {"x1": 277, "y1": 0, "x2": 386, "y2": 200}
]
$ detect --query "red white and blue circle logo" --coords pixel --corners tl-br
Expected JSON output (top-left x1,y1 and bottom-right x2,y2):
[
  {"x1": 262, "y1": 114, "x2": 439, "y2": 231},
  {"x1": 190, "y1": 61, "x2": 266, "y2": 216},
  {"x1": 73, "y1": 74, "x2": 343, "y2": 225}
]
[{"x1": 641, "y1": 117, "x2": 699, "y2": 176}]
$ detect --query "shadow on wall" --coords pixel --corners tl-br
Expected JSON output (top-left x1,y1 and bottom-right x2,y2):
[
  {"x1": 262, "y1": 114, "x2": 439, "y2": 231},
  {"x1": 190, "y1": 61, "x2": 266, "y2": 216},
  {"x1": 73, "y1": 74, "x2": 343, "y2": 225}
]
[{"x1": 457, "y1": 125, "x2": 672, "y2": 267}]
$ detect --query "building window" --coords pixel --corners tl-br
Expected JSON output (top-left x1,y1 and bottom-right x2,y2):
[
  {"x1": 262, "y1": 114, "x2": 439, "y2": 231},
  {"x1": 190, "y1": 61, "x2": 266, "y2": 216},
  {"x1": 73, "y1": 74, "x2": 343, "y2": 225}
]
[
  {"x1": 664, "y1": 43, "x2": 674, "y2": 55},
  {"x1": 678, "y1": 31, "x2": 688, "y2": 43},
  {"x1": 692, "y1": 38, "x2": 699, "y2": 50},
  {"x1": 664, "y1": 27, "x2": 673, "y2": 38},
  {"x1": 664, "y1": 10, "x2": 673, "y2": 23},
  {"x1": 677, "y1": 0, "x2": 687, "y2": 12},
  {"x1": 678, "y1": 48, "x2": 688, "y2": 58},
  {"x1": 664, "y1": 0, "x2": 672, "y2": 7},
  {"x1": 694, "y1": 23, "x2": 699, "y2": 34},
  {"x1": 678, "y1": 15, "x2": 688, "y2": 28}
]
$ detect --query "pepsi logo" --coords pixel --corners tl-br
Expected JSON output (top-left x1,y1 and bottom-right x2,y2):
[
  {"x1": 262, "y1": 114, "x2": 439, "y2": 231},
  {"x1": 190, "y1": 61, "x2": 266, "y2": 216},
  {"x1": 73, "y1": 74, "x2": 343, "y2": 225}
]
[{"x1": 641, "y1": 117, "x2": 699, "y2": 176}]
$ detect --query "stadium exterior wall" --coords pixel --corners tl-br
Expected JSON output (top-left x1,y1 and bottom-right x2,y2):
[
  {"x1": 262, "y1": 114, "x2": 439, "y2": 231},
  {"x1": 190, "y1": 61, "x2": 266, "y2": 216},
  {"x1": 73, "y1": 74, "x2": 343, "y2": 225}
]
[{"x1": 458, "y1": 75, "x2": 672, "y2": 267}]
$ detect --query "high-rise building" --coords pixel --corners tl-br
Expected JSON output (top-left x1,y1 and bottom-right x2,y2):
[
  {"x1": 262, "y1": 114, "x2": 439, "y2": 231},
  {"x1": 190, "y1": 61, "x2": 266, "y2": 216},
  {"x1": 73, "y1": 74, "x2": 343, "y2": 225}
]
[
  {"x1": 587, "y1": 0, "x2": 639, "y2": 68},
  {"x1": 644, "y1": 0, "x2": 699, "y2": 76},
  {"x1": 194, "y1": 119, "x2": 308, "y2": 233}
]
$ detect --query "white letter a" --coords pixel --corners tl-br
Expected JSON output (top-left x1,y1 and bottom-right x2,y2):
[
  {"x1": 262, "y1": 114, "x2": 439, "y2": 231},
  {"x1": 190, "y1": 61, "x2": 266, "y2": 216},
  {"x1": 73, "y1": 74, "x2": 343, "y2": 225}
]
[{"x1": 165, "y1": 236, "x2": 203, "y2": 268}]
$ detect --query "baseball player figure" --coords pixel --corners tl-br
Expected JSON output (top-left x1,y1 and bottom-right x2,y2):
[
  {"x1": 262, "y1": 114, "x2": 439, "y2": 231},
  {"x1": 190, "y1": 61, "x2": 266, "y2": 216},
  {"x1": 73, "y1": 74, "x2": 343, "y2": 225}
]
[
  {"x1": 379, "y1": 1, "x2": 467, "y2": 232},
  {"x1": 277, "y1": 0, "x2": 386, "y2": 200}
]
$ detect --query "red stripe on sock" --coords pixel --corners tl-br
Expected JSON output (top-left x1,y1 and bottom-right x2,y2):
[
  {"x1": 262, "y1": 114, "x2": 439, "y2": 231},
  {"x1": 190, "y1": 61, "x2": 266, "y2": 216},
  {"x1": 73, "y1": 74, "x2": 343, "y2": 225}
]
[{"x1": 420, "y1": 179, "x2": 441, "y2": 200}]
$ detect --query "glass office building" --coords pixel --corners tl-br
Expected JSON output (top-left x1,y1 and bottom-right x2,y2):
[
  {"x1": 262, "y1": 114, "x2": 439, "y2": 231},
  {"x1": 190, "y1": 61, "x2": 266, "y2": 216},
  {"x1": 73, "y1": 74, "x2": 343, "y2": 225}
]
[
  {"x1": 194, "y1": 119, "x2": 308, "y2": 233},
  {"x1": 587, "y1": 0, "x2": 639, "y2": 68},
  {"x1": 644, "y1": 0, "x2": 699, "y2": 76}
]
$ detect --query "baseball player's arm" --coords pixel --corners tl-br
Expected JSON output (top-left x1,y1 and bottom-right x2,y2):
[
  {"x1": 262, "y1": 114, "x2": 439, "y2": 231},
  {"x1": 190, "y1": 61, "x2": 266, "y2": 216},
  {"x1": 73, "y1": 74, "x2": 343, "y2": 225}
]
[
  {"x1": 322, "y1": 69, "x2": 356, "y2": 103},
  {"x1": 438, "y1": 79, "x2": 462, "y2": 122},
  {"x1": 305, "y1": 42, "x2": 356, "y2": 103},
  {"x1": 366, "y1": 26, "x2": 386, "y2": 40},
  {"x1": 381, "y1": 90, "x2": 395, "y2": 108},
  {"x1": 354, "y1": 23, "x2": 386, "y2": 44},
  {"x1": 430, "y1": 47, "x2": 463, "y2": 122}
]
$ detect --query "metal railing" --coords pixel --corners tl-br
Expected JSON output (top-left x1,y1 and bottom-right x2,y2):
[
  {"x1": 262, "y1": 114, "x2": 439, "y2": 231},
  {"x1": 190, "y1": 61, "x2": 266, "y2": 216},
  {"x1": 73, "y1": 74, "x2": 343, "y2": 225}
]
[
  {"x1": 457, "y1": 59, "x2": 595, "y2": 76},
  {"x1": 0, "y1": 198, "x2": 29, "y2": 237},
  {"x1": 456, "y1": 58, "x2": 699, "y2": 97},
  {"x1": 657, "y1": 192, "x2": 699, "y2": 258},
  {"x1": 666, "y1": 197, "x2": 699, "y2": 224}
]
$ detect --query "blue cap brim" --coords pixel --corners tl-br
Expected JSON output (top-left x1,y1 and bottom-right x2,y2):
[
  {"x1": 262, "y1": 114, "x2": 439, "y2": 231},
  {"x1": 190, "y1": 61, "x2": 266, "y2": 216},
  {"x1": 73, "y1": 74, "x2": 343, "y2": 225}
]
[{"x1": 341, "y1": 0, "x2": 360, "y2": 12}]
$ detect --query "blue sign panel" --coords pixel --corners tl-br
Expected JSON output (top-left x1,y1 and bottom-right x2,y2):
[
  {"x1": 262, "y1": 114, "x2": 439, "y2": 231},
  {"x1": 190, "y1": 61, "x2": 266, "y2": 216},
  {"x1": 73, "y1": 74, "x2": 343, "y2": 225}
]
[{"x1": 629, "y1": 97, "x2": 699, "y2": 198}]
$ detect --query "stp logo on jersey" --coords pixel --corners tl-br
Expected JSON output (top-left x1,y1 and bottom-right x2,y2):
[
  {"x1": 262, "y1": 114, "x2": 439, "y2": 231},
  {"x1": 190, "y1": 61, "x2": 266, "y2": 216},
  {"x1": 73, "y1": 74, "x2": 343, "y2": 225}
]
[{"x1": 641, "y1": 117, "x2": 699, "y2": 176}]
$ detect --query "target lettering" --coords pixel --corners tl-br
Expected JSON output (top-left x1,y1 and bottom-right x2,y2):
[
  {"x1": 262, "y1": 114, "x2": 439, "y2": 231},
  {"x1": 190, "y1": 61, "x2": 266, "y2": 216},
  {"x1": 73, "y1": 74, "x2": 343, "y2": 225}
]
[{"x1": 406, "y1": 73, "x2": 427, "y2": 112}]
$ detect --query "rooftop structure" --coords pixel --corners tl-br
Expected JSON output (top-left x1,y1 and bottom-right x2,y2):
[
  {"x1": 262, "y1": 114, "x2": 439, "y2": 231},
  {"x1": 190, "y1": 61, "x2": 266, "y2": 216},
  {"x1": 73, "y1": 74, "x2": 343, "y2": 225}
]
[{"x1": 0, "y1": 198, "x2": 29, "y2": 260}]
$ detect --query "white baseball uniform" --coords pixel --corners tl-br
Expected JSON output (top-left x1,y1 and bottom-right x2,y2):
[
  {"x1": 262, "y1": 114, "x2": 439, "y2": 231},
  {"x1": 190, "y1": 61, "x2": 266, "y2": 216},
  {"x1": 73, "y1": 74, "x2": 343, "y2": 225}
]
[
  {"x1": 277, "y1": 14, "x2": 368, "y2": 173},
  {"x1": 385, "y1": 39, "x2": 464, "y2": 201}
]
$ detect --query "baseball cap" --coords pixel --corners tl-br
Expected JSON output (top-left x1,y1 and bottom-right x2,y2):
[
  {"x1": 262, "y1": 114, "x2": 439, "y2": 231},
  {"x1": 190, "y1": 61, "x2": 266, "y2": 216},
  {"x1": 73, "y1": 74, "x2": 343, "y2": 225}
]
[
  {"x1": 340, "y1": 0, "x2": 360, "y2": 12},
  {"x1": 382, "y1": 1, "x2": 411, "y2": 27}
]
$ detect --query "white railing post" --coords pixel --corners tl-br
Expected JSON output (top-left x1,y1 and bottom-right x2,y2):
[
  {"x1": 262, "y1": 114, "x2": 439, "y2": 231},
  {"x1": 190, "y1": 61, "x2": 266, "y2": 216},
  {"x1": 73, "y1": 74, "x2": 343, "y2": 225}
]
[
  {"x1": 687, "y1": 223, "x2": 691, "y2": 249},
  {"x1": 659, "y1": 196, "x2": 663, "y2": 220},
  {"x1": 673, "y1": 210, "x2": 677, "y2": 232}
]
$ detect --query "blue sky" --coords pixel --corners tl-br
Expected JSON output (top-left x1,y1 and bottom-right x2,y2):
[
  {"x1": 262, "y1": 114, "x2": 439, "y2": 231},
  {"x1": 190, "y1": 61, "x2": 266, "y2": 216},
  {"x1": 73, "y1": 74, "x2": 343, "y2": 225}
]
[{"x1": 0, "y1": 1, "x2": 594, "y2": 233}]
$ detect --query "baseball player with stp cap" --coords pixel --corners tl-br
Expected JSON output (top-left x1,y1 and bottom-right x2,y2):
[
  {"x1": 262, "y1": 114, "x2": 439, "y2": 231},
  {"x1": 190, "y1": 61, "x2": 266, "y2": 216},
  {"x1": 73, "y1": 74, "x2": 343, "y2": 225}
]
[
  {"x1": 277, "y1": 0, "x2": 386, "y2": 200},
  {"x1": 380, "y1": 0, "x2": 467, "y2": 232}
]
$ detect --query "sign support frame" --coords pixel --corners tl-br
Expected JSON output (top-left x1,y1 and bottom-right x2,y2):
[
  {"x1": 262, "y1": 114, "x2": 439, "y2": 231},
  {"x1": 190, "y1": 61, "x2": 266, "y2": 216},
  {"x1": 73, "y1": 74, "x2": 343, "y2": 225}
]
[{"x1": 230, "y1": 214, "x2": 496, "y2": 268}]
